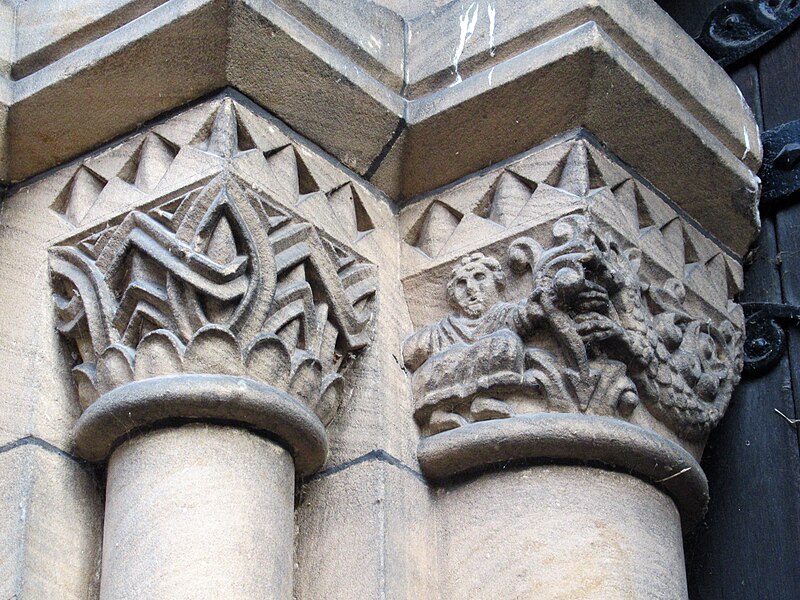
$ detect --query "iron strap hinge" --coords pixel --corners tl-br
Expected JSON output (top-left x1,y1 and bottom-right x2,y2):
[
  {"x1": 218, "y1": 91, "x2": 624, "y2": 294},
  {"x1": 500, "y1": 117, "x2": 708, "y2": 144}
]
[{"x1": 743, "y1": 301, "x2": 800, "y2": 376}]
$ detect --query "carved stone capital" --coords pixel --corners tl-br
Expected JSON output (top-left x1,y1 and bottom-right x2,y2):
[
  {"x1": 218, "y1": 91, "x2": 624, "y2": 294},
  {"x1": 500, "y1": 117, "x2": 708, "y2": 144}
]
[
  {"x1": 48, "y1": 99, "x2": 378, "y2": 470},
  {"x1": 401, "y1": 136, "x2": 744, "y2": 525}
]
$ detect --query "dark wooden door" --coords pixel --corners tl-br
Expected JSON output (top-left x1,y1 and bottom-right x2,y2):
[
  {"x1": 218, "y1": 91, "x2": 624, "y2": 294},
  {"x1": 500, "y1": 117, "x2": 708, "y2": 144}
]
[{"x1": 657, "y1": 2, "x2": 800, "y2": 598}]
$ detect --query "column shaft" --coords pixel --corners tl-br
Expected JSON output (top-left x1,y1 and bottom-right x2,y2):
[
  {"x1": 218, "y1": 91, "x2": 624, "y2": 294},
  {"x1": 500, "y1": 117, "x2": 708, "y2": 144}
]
[
  {"x1": 435, "y1": 465, "x2": 687, "y2": 599},
  {"x1": 100, "y1": 424, "x2": 294, "y2": 600}
]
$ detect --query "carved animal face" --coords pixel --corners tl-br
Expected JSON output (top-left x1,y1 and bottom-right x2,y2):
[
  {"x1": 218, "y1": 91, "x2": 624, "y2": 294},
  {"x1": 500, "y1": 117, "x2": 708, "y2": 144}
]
[{"x1": 451, "y1": 263, "x2": 501, "y2": 318}]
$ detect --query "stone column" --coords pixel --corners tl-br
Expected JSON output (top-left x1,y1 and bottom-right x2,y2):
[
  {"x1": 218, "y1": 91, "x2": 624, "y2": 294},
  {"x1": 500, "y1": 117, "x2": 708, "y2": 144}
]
[
  {"x1": 100, "y1": 424, "x2": 294, "y2": 600},
  {"x1": 72, "y1": 373, "x2": 325, "y2": 600},
  {"x1": 400, "y1": 135, "x2": 752, "y2": 599},
  {"x1": 375, "y1": 4, "x2": 761, "y2": 597},
  {"x1": 436, "y1": 466, "x2": 688, "y2": 598},
  {"x1": 46, "y1": 101, "x2": 379, "y2": 599}
]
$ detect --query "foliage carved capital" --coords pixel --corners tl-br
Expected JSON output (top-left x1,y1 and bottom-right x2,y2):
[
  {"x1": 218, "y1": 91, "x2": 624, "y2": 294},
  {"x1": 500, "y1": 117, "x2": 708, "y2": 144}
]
[{"x1": 400, "y1": 137, "x2": 745, "y2": 524}]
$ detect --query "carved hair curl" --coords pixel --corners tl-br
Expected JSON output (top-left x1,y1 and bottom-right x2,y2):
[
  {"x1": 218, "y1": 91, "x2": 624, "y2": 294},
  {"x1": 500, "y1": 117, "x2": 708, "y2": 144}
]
[{"x1": 446, "y1": 252, "x2": 506, "y2": 309}]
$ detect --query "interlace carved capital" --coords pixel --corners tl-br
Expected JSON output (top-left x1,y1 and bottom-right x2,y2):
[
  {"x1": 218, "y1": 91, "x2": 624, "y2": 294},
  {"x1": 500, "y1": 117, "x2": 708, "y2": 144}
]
[{"x1": 48, "y1": 100, "x2": 378, "y2": 469}]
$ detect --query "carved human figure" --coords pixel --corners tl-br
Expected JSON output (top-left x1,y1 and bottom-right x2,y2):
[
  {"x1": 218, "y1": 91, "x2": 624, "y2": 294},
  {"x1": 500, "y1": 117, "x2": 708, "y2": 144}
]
[
  {"x1": 403, "y1": 241, "x2": 643, "y2": 431},
  {"x1": 402, "y1": 253, "x2": 544, "y2": 432},
  {"x1": 401, "y1": 212, "x2": 743, "y2": 441},
  {"x1": 403, "y1": 253, "x2": 540, "y2": 366}
]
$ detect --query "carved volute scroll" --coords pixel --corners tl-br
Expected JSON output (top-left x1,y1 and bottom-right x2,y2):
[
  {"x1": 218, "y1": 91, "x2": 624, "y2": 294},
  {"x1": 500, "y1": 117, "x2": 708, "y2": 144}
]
[
  {"x1": 400, "y1": 137, "x2": 745, "y2": 525},
  {"x1": 48, "y1": 98, "x2": 378, "y2": 471}
]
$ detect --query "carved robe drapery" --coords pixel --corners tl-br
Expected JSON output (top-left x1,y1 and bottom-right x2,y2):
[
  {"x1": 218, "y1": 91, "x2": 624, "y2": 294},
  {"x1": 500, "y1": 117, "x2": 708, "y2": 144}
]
[{"x1": 402, "y1": 300, "x2": 540, "y2": 371}]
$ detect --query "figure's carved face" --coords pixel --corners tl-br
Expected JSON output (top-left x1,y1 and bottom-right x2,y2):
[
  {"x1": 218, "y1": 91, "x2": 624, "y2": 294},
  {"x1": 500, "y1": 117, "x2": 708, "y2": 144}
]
[{"x1": 451, "y1": 263, "x2": 501, "y2": 318}]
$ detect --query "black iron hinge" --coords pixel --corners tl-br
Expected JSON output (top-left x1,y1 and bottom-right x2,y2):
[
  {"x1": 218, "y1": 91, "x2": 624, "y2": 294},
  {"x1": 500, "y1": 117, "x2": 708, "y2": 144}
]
[
  {"x1": 743, "y1": 302, "x2": 800, "y2": 376},
  {"x1": 760, "y1": 119, "x2": 800, "y2": 208},
  {"x1": 697, "y1": 0, "x2": 800, "y2": 67}
]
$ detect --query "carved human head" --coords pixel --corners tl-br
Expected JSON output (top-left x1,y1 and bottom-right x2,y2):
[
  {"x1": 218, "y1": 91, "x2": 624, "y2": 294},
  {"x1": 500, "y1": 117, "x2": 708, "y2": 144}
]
[{"x1": 447, "y1": 253, "x2": 506, "y2": 318}]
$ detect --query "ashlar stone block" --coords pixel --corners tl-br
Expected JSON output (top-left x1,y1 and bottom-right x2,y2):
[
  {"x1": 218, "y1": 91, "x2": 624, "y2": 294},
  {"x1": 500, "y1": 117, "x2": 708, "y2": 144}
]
[
  {"x1": 0, "y1": 443, "x2": 102, "y2": 600},
  {"x1": 295, "y1": 459, "x2": 437, "y2": 600}
]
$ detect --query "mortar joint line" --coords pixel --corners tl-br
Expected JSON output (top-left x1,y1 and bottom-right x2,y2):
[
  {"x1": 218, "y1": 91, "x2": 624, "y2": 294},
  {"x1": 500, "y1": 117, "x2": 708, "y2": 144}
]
[
  {"x1": 307, "y1": 448, "x2": 425, "y2": 483},
  {"x1": 0, "y1": 434, "x2": 91, "y2": 470}
]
